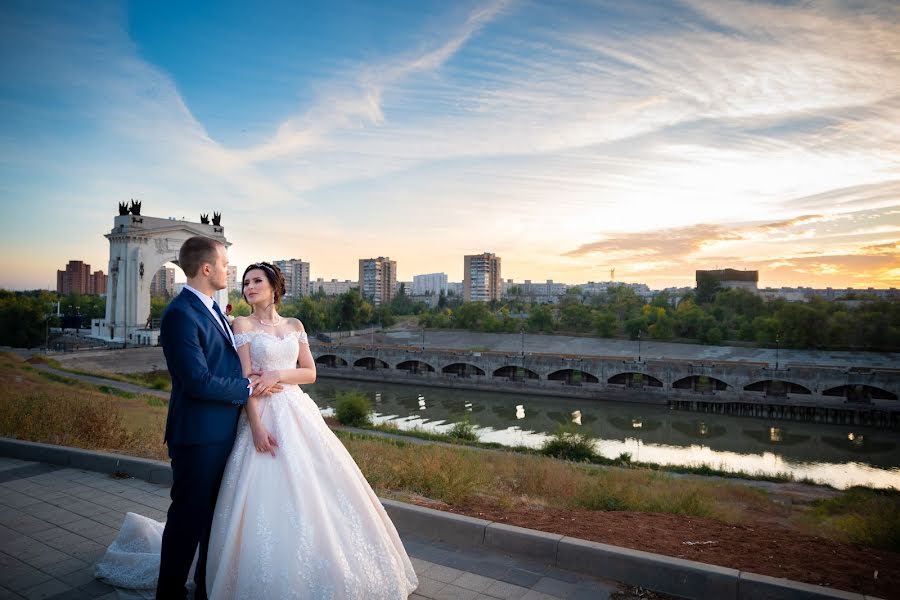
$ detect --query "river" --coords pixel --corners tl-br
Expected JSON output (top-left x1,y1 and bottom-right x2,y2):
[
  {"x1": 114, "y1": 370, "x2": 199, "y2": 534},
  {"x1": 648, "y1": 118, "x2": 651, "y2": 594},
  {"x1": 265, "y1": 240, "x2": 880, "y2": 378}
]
[{"x1": 304, "y1": 378, "x2": 900, "y2": 490}]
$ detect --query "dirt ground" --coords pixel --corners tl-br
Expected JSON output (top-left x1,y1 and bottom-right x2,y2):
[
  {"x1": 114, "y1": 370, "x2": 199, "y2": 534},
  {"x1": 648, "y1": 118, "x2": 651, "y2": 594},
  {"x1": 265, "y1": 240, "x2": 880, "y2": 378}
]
[{"x1": 412, "y1": 497, "x2": 898, "y2": 599}]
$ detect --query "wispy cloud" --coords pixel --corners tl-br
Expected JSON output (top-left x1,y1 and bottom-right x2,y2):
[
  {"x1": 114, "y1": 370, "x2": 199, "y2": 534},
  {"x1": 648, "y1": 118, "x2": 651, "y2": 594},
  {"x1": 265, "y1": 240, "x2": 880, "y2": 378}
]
[{"x1": 2, "y1": 0, "x2": 899, "y2": 289}]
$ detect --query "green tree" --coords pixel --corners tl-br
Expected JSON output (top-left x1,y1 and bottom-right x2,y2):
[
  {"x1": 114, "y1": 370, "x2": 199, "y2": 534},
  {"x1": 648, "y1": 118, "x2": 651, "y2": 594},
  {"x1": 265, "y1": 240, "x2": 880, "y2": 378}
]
[
  {"x1": 454, "y1": 302, "x2": 491, "y2": 329},
  {"x1": 695, "y1": 272, "x2": 721, "y2": 304},
  {"x1": 331, "y1": 289, "x2": 372, "y2": 329},
  {"x1": 0, "y1": 293, "x2": 47, "y2": 347},
  {"x1": 526, "y1": 304, "x2": 555, "y2": 332},
  {"x1": 592, "y1": 310, "x2": 617, "y2": 337},
  {"x1": 559, "y1": 303, "x2": 593, "y2": 331}
]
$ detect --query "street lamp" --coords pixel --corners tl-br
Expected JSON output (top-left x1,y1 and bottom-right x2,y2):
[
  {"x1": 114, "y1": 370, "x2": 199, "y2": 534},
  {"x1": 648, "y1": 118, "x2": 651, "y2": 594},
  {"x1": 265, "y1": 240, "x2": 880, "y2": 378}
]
[
  {"x1": 775, "y1": 333, "x2": 780, "y2": 370},
  {"x1": 638, "y1": 329, "x2": 642, "y2": 362},
  {"x1": 421, "y1": 326, "x2": 425, "y2": 350},
  {"x1": 521, "y1": 326, "x2": 525, "y2": 358}
]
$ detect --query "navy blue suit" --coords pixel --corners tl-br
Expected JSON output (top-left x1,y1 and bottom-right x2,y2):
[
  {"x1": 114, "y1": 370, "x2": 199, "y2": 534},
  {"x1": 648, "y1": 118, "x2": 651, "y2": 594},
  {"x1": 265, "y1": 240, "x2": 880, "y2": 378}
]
[{"x1": 157, "y1": 289, "x2": 249, "y2": 600}]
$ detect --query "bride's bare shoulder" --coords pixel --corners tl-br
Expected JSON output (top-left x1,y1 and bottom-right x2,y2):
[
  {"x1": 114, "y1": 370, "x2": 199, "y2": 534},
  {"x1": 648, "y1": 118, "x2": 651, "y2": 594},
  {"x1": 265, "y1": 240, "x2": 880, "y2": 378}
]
[
  {"x1": 286, "y1": 317, "x2": 306, "y2": 333},
  {"x1": 231, "y1": 316, "x2": 254, "y2": 333}
]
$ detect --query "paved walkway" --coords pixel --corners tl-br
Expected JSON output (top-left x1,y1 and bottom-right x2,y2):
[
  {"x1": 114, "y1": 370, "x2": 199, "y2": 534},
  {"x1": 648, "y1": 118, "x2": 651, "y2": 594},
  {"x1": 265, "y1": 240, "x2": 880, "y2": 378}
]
[{"x1": 0, "y1": 457, "x2": 626, "y2": 600}]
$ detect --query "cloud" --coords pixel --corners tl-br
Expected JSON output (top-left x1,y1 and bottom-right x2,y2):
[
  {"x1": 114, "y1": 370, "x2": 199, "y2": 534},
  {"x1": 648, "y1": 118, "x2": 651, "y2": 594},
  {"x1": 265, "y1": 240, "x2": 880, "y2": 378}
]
[{"x1": 564, "y1": 224, "x2": 744, "y2": 259}]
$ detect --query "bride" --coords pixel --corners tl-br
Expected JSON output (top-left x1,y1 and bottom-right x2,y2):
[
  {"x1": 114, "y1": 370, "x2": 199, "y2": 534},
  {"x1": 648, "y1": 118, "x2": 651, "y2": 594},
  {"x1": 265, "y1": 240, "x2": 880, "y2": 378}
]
[{"x1": 96, "y1": 261, "x2": 418, "y2": 599}]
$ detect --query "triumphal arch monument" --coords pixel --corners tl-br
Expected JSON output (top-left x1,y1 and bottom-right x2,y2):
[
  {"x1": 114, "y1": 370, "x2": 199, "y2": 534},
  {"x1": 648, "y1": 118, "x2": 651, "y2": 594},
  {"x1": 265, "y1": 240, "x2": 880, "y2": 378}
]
[{"x1": 91, "y1": 201, "x2": 231, "y2": 345}]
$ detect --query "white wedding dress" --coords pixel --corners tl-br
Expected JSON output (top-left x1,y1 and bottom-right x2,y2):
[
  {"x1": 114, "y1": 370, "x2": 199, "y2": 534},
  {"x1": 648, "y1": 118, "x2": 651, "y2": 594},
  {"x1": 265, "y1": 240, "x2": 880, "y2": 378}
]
[{"x1": 95, "y1": 330, "x2": 418, "y2": 599}]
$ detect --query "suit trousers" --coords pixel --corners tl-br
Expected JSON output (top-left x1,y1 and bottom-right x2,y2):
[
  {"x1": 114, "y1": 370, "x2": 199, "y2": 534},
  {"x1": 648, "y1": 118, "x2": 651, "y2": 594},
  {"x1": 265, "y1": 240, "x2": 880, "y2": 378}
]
[{"x1": 156, "y1": 442, "x2": 233, "y2": 600}]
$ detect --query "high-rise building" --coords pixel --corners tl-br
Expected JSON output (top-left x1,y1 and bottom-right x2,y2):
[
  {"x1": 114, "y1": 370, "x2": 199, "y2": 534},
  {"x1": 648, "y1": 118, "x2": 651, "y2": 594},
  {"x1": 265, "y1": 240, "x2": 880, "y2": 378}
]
[
  {"x1": 91, "y1": 270, "x2": 107, "y2": 295},
  {"x1": 463, "y1": 252, "x2": 501, "y2": 302},
  {"x1": 412, "y1": 273, "x2": 448, "y2": 295},
  {"x1": 273, "y1": 259, "x2": 311, "y2": 299},
  {"x1": 57, "y1": 261, "x2": 107, "y2": 295},
  {"x1": 149, "y1": 267, "x2": 175, "y2": 297},
  {"x1": 358, "y1": 257, "x2": 397, "y2": 306},
  {"x1": 309, "y1": 278, "x2": 357, "y2": 296},
  {"x1": 226, "y1": 265, "x2": 238, "y2": 292}
]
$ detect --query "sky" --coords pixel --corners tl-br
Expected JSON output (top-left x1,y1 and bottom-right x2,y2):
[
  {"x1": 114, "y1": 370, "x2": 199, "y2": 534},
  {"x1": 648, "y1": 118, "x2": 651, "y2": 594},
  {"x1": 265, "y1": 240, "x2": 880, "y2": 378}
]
[{"x1": 1, "y1": 0, "x2": 898, "y2": 290}]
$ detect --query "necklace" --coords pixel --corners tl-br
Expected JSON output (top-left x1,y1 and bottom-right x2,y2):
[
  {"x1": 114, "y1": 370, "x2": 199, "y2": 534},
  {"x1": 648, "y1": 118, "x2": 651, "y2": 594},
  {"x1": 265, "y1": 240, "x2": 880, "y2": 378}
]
[{"x1": 252, "y1": 313, "x2": 282, "y2": 327}]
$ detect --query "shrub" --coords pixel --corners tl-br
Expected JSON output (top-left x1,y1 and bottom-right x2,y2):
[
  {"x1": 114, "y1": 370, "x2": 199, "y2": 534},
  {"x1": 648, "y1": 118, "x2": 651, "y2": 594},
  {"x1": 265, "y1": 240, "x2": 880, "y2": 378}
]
[
  {"x1": 448, "y1": 418, "x2": 477, "y2": 441},
  {"x1": 334, "y1": 391, "x2": 372, "y2": 427},
  {"x1": 539, "y1": 423, "x2": 596, "y2": 462}
]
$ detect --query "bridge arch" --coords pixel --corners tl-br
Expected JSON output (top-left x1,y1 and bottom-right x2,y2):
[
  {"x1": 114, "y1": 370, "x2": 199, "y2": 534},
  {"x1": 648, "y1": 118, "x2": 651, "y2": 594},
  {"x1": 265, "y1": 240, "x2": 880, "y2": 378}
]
[
  {"x1": 353, "y1": 357, "x2": 389, "y2": 370},
  {"x1": 493, "y1": 366, "x2": 540, "y2": 380},
  {"x1": 442, "y1": 363, "x2": 485, "y2": 377},
  {"x1": 315, "y1": 354, "x2": 348, "y2": 367},
  {"x1": 743, "y1": 380, "x2": 811, "y2": 396},
  {"x1": 823, "y1": 384, "x2": 898, "y2": 402},
  {"x1": 547, "y1": 369, "x2": 599, "y2": 384},
  {"x1": 672, "y1": 375, "x2": 729, "y2": 392},
  {"x1": 396, "y1": 360, "x2": 435, "y2": 374},
  {"x1": 607, "y1": 372, "x2": 663, "y2": 388}
]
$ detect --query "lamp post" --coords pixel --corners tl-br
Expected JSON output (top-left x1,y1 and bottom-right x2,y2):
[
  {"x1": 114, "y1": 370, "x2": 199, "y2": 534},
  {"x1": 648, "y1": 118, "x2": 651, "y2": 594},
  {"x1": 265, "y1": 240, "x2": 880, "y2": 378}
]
[
  {"x1": 638, "y1": 329, "x2": 642, "y2": 362},
  {"x1": 775, "y1": 333, "x2": 780, "y2": 370},
  {"x1": 421, "y1": 326, "x2": 425, "y2": 350}
]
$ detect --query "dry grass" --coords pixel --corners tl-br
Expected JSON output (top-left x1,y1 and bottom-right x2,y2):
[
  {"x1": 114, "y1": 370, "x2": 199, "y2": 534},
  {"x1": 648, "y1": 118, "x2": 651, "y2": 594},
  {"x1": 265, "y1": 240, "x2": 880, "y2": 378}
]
[
  {"x1": 336, "y1": 431, "x2": 774, "y2": 522},
  {"x1": 0, "y1": 353, "x2": 167, "y2": 460},
  {"x1": 3, "y1": 352, "x2": 897, "y2": 551}
]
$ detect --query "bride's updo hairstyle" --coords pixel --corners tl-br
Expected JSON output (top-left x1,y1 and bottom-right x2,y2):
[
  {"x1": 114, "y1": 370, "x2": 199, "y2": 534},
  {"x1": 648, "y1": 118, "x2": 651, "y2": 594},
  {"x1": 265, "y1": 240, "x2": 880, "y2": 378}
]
[{"x1": 242, "y1": 262, "x2": 287, "y2": 304}]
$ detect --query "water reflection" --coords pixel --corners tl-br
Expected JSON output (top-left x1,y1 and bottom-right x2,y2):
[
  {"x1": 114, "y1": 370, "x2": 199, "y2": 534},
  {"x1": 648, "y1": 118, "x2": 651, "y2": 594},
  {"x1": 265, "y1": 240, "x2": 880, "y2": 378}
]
[{"x1": 308, "y1": 379, "x2": 900, "y2": 490}]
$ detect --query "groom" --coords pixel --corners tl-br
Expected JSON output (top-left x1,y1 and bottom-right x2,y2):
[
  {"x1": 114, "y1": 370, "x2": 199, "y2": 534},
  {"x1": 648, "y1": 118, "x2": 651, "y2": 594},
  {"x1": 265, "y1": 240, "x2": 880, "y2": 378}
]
[{"x1": 156, "y1": 236, "x2": 278, "y2": 600}]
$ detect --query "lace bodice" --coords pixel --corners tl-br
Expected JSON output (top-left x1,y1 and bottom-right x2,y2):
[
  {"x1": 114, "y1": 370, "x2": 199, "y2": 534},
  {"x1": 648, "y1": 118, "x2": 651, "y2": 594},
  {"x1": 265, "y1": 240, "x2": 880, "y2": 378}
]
[{"x1": 234, "y1": 330, "x2": 308, "y2": 372}]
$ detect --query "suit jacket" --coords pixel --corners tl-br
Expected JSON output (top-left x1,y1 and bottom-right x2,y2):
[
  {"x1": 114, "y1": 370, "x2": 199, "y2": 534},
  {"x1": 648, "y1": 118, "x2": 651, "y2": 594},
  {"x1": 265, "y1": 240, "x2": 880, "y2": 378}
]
[{"x1": 161, "y1": 288, "x2": 249, "y2": 446}]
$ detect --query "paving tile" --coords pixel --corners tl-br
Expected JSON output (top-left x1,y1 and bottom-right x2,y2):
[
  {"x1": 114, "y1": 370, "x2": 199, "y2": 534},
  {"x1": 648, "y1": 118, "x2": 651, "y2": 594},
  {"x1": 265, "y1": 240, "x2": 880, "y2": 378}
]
[
  {"x1": 468, "y1": 563, "x2": 514, "y2": 582},
  {"x1": 0, "y1": 558, "x2": 53, "y2": 593},
  {"x1": 64, "y1": 541, "x2": 105, "y2": 563},
  {"x1": 59, "y1": 519, "x2": 116, "y2": 540},
  {"x1": 0, "y1": 490, "x2": 44, "y2": 510},
  {"x1": 0, "y1": 586, "x2": 24, "y2": 600},
  {"x1": 413, "y1": 577, "x2": 448, "y2": 599},
  {"x1": 424, "y1": 564, "x2": 465, "y2": 585},
  {"x1": 409, "y1": 557, "x2": 435, "y2": 575},
  {"x1": 4, "y1": 514, "x2": 57, "y2": 536},
  {"x1": 40, "y1": 532, "x2": 92, "y2": 552},
  {"x1": 519, "y1": 590, "x2": 560, "y2": 600},
  {"x1": 26, "y1": 508, "x2": 80, "y2": 527},
  {"x1": 36, "y1": 557, "x2": 89, "y2": 578},
  {"x1": 432, "y1": 583, "x2": 481, "y2": 600},
  {"x1": 482, "y1": 581, "x2": 530, "y2": 600},
  {"x1": 43, "y1": 589, "x2": 92, "y2": 600},
  {"x1": 29, "y1": 527, "x2": 74, "y2": 544},
  {"x1": 19, "y1": 579, "x2": 70, "y2": 600},
  {"x1": 496, "y1": 568, "x2": 542, "y2": 589},
  {"x1": 22, "y1": 548, "x2": 71, "y2": 570},
  {"x1": 73, "y1": 579, "x2": 115, "y2": 598},
  {"x1": 530, "y1": 577, "x2": 578, "y2": 598},
  {"x1": 55, "y1": 569, "x2": 96, "y2": 589},
  {"x1": 453, "y1": 572, "x2": 497, "y2": 593}
]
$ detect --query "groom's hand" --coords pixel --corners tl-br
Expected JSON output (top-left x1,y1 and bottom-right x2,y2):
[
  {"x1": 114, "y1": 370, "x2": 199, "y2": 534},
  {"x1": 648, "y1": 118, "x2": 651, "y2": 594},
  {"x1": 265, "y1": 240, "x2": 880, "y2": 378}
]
[{"x1": 249, "y1": 371, "x2": 283, "y2": 396}]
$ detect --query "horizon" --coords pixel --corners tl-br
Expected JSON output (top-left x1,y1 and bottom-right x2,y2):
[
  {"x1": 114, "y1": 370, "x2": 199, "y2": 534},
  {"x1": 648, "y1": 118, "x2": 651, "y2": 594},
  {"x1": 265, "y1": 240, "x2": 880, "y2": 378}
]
[{"x1": 1, "y1": 1, "x2": 898, "y2": 291}]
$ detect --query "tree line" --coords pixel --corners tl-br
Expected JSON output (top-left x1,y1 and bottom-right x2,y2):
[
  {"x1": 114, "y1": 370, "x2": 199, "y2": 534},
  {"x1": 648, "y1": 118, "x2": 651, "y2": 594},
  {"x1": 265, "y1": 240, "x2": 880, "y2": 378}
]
[{"x1": 2, "y1": 283, "x2": 898, "y2": 351}]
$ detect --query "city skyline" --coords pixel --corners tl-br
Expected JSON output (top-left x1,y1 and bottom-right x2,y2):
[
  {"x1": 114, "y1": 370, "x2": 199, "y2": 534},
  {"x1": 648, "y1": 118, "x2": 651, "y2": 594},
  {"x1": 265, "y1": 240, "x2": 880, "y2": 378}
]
[{"x1": 1, "y1": 1, "x2": 898, "y2": 290}]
